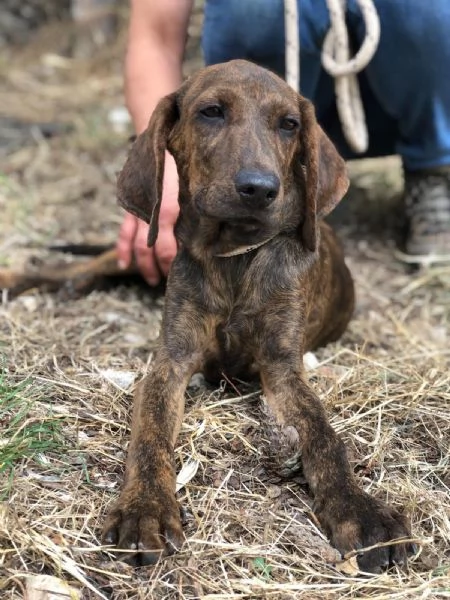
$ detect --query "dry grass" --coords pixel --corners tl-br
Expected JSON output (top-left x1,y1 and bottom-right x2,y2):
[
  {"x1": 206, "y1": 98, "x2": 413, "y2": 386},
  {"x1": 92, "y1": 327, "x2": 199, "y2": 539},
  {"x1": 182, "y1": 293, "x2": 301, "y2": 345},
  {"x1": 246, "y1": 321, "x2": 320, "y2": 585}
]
[{"x1": 1, "y1": 8, "x2": 449, "y2": 599}]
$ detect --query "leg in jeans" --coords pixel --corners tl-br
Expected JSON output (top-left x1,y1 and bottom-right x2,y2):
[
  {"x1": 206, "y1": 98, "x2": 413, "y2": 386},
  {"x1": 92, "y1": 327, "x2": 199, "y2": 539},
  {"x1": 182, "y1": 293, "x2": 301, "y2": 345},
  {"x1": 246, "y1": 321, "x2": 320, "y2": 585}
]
[{"x1": 348, "y1": 0, "x2": 450, "y2": 257}]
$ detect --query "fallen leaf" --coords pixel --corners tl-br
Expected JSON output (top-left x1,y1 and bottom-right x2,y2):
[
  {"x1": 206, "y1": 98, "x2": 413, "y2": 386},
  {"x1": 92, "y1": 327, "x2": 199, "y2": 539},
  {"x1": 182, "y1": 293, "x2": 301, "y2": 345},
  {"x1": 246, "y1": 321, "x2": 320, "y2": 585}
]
[
  {"x1": 176, "y1": 459, "x2": 199, "y2": 492},
  {"x1": 303, "y1": 352, "x2": 319, "y2": 371},
  {"x1": 99, "y1": 369, "x2": 135, "y2": 391},
  {"x1": 26, "y1": 575, "x2": 81, "y2": 600},
  {"x1": 334, "y1": 555, "x2": 360, "y2": 575}
]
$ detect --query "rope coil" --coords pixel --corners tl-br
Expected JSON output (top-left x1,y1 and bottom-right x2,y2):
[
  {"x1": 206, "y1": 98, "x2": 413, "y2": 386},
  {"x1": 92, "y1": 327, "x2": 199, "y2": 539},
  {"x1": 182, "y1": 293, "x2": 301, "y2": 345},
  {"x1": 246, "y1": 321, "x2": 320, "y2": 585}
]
[{"x1": 284, "y1": 0, "x2": 380, "y2": 153}]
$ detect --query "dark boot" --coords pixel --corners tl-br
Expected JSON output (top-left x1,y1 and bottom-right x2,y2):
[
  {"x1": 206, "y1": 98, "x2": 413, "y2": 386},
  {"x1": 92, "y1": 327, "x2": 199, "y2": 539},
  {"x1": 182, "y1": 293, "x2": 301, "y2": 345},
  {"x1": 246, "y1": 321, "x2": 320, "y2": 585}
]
[{"x1": 401, "y1": 168, "x2": 450, "y2": 265}]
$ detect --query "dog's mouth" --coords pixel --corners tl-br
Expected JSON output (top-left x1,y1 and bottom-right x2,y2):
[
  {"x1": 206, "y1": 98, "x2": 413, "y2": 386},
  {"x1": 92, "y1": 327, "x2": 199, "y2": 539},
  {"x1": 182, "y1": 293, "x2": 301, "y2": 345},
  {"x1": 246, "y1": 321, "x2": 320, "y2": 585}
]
[
  {"x1": 193, "y1": 191, "x2": 281, "y2": 256},
  {"x1": 212, "y1": 217, "x2": 277, "y2": 257},
  {"x1": 220, "y1": 218, "x2": 261, "y2": 235}
]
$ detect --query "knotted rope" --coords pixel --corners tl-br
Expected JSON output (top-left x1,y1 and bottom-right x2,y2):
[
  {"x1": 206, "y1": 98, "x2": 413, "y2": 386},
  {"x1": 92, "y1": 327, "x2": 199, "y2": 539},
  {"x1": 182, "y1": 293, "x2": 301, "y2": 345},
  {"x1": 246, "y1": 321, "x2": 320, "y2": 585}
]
[{"x1": 284, "y1": 0, "x2": 380, "y2": 153}]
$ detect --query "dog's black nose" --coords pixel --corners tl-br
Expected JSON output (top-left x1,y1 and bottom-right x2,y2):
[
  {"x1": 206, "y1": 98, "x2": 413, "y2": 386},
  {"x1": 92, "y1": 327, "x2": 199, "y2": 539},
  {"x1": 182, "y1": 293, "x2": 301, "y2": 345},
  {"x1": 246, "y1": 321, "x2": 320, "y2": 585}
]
[{"x1": 235, "y1": 170, "x2": 280, "y2": 206}]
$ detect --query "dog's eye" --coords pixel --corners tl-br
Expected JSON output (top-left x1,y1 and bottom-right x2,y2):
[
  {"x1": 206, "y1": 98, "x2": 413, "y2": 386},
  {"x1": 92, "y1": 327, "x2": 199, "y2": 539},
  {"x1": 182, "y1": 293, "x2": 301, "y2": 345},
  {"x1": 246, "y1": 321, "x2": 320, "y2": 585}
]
[
  {"x1": 199, "y1": 105, "x2": 225, "y2": 120},
  {"x1": 279, "y1": 117, "x2": 300, "y2": 132}
]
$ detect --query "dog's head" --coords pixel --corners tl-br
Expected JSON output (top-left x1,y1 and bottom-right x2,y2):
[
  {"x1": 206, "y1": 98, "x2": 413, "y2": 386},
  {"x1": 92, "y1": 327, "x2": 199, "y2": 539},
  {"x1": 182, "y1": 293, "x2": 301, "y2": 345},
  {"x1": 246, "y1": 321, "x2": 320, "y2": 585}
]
[{"x1": 118, "y1": 60, "x2": 348, "y2": 254}]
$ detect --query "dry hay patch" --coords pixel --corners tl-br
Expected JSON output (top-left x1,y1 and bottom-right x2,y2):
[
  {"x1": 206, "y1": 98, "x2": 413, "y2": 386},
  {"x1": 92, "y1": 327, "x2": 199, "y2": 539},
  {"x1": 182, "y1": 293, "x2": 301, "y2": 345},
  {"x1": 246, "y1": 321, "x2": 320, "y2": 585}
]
[{"x1": 1, "y1": 239, "x2": 449, "y2": 599}]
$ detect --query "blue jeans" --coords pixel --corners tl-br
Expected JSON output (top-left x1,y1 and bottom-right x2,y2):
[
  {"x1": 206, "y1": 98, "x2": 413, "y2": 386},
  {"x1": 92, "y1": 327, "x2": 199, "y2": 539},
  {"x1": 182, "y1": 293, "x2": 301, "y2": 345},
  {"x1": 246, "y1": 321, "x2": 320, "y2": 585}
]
[{"x1": 202, "y1": 0, "x2": 450, "y2": 171}]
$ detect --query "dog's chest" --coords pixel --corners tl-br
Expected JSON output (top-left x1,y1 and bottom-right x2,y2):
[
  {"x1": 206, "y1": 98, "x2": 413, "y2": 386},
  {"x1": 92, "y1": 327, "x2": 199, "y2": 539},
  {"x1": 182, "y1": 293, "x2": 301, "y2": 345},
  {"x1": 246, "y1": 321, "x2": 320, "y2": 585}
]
[
  {"x1": 189, "y1": 247, "x2": 308, "y2": 379},
  {"x1": 204, "y1": 308, "x2": 258, "y2": 381},
  {"x1": 204, "y1": 268, "x2": 264, "y2": 379},
  {"x1": 216, "y1": 308, "x2": 251, "y2": 352}
]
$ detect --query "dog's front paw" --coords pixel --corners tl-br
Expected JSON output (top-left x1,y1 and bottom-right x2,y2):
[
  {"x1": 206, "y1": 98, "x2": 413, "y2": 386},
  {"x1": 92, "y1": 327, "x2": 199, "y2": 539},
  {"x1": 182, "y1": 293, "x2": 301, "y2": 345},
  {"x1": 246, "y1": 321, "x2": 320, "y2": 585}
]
[
  {"x1": 102, "y1": 487, "x2": 185, "y2": 566},
  {"x1": 316, "y1": 490, "x2": 415, "y2": 573}
]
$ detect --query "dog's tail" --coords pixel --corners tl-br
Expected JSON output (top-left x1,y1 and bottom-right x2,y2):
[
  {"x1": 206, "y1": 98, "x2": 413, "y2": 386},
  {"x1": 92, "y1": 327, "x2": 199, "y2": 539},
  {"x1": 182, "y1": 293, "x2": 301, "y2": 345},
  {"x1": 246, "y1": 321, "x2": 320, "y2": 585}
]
[{"x1": 48, "y1": 243, "x2": 114, "y2": 256}]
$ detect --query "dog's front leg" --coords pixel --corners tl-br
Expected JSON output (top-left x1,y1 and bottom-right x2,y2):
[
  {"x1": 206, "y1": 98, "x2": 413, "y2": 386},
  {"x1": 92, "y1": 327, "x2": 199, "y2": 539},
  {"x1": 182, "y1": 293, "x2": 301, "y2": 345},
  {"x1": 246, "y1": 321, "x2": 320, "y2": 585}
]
[
  {"x1": 102, "y1": 349, "x2": 199, "y2": 566},
  {"x1": 260, "y1": 362, "x2": 414, "y2": 572}
]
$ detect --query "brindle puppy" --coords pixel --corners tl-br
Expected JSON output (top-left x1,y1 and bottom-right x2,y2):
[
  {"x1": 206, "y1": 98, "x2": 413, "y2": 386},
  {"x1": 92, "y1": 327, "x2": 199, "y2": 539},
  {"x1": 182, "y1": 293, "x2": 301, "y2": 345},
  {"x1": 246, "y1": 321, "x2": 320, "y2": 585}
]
[{"x1": 102, "y1": 60, "x2": 414, "y2": 572}]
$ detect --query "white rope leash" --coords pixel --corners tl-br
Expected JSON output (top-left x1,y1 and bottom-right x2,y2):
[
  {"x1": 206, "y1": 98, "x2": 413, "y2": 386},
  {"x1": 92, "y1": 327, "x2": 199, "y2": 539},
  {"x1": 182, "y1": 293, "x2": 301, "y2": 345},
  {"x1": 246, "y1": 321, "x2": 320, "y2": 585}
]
[
  {"x1": 284, "y1": 0, "x2": 300, "y2": 92},
  {"x1": 284, "y1": 0, "x2": 380, "y2": 153}
]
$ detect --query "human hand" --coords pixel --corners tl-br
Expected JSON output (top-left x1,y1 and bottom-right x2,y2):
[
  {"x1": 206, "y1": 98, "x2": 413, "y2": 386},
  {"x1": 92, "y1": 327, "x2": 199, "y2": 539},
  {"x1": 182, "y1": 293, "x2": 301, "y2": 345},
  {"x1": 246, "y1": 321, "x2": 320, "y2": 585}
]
[{"x1": 117, "y1": 153, "x2": 179, "y2": 285}]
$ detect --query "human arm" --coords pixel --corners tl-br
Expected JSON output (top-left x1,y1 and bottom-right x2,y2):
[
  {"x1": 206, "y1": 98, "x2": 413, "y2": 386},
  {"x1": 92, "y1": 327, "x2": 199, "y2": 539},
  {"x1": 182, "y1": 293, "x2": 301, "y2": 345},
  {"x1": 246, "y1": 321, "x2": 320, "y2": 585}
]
[{"x1": 117, "y1": 0, "x2": 193, "y2": 284}]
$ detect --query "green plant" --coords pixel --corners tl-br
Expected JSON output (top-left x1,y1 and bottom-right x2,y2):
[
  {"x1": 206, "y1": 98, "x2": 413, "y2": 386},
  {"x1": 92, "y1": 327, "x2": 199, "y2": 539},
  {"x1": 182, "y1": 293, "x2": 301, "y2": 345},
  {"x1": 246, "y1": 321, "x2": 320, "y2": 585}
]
[{"x1": 0, "y1": 372, "x2": 63, "y2": 498}]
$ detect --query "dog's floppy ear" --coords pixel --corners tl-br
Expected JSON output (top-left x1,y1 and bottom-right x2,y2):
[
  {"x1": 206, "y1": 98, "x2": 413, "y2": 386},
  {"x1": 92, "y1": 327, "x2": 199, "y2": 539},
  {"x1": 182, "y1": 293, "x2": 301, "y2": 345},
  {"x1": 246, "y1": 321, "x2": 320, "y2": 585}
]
[
  {"x1": 299, "y1": 100, "x2": 349, "y2": 252},
  {"x1": 117, "y1": 93, "x2": 179, "y2": 246}
]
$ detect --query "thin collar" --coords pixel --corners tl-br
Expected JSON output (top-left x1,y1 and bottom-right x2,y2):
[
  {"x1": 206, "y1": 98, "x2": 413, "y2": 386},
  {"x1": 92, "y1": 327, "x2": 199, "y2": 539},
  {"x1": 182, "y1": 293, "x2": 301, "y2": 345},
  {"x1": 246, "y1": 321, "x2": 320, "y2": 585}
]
[{"x1": 214, "y1": 234, "x2": 277, "y2": 258}]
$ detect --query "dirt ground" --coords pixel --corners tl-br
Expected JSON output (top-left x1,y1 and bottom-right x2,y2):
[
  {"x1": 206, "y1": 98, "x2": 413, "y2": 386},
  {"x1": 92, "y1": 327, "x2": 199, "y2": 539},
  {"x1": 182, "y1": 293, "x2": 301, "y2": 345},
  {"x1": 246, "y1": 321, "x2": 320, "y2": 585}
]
[{"x1": 0, "y1": 6, "x2": 449, "y2": 600}]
